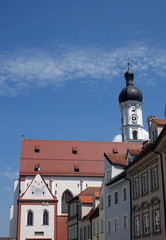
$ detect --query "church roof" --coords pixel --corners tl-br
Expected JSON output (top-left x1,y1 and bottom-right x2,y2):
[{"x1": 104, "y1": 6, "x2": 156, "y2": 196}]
[{"x1": 20, "y1": 139, "x2": 142, "y2": 176}]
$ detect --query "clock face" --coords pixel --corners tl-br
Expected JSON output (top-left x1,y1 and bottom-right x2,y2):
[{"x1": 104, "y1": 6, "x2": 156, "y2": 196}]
[{"x1": 131, "y1": 114, "x2": 138, "y2": 122}]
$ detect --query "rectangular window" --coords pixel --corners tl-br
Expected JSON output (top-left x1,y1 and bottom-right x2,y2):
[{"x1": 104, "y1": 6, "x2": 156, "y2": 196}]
[
  {"x1": 100, "y1": 196, "x2": 103, "y2": 210},
  {"x1": 101, "y1": 219, "x2": 103, "y2": 233},
  {"x1": 114, "y1": 191, "x2": 118, "y2": 205},
  {"x1": 113, "y1": 218, "x2": 118, "y2": 232},
  {"x1": 134, "y1": 178, "x2": 139, "y2": 197},
  {"x1": 134, "y1": 216, "x2": 140, "y2": 237},
  {"x1": 153, "y1": 210, "x2": 160, "y2": 232},
  {"x1": 152, "y1": 128, "x2": 157, "y2": 142},
  {"x1": 142, "y1": 173, "x2": 148, "y2": 194},
  {"x1": 107, "y1": 219, "x2": 111, "y2": 233},
  {"x1": 143, "y1": 213, "x2": 149, "y2": 235},
  {"x1": 107, "y1": 194, "x2": 111, "y2": 207},
  {"x1": 93, "y1": 222, "x2": 95, "y2": 236},
  {"x1": 122, "y1": 214, "x2": 128, "y2": 229},
  {"x1": 106, "y1": 168, "x2": 111, "y2": 182},
  {"x1": 123, "y1": 187, "x2": 127, "y2": 201},
  {"x1": 80, "y1": 228, "x2": 83, "y2": 240},
  {"x1": 88, "y1": 224, "x2": 91, "y2": 238},
  {"x1": 97, "y1": 221, "x2": 99, "y2": 234},
  {"x1": 84, "y1": 226, "x2": 87, "y2": 240},
  {"x1": 152, "y1": 168, "x2": 159, "y2": 189}
]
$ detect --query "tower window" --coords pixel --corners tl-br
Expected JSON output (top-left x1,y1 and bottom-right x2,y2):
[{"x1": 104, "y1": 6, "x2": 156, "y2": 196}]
[{"x1": 133, "y1": 131, "x2": 138, "y2": 140}]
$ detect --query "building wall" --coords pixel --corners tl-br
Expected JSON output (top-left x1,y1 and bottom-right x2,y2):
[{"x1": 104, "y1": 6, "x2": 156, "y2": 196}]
[
  {"x1": 20, "y1": 176, "x2": 102, "y2": 216},
  {"x1": 99, "y1": 181, "x2": 105, "y2": 240},
  {"x1": 105, "y1": 179, "x2": 130, "y2": 240},
  {"x1": 19, "y1": 204, "x2": 55, "y2": 240},
  {"x1": 91, "y1": 215, "x2": 99, "y2": 240},
  {"x1": 9, "y1": 179, "x2": 19, "y2": 239},
  {"x1": 129, "y1": 152, "x2": 166, "y2": 239}
]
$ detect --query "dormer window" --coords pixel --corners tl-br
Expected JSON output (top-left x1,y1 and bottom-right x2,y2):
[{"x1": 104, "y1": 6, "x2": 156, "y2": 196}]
[
  {"x1": 152, "y1": 128, "x2": 157, "y2": 142},
  {"x1": 74, "y1": 165, "x2": 79, "y2": 172},
  {"x1": 35, "y1": 146, "x2": 40, "y2": 153},
  {"x1": 72, "y1": 147, "x2": 77, "y2": 154},
  {"x1": 113, "y1": 148, "x2": 118, "y2": 154}
]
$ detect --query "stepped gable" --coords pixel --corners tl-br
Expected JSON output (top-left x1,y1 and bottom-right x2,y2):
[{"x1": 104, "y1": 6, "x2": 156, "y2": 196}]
[{"x1": 20, "y1": 139, "x2": 142, "y2": 176}]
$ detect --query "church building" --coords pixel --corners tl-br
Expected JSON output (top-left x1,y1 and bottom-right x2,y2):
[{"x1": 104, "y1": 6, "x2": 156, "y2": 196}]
[{"x1": 9, "y1": 64, "x2": 148, "y2": 240}]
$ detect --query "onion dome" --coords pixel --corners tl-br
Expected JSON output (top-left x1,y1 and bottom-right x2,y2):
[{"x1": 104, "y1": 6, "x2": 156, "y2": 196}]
[{"x1": 119, "y1": 63, "x2": 143, "y2": 104}]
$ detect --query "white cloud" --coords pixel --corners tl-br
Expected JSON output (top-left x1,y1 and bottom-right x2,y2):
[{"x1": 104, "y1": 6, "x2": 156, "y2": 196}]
[
  {"x1": 4, "y1": 186, "x2": 11, "y2": 192},
  {"x1": 112, "y1": 134, "x2": 122, "y2": 142},
  {"x1": 6, "y1": 166, "x2": 11, "y2": 171},
  {"x1": 4, "y1": 171, "x2": 19, "y2": 179},
  {"x1": 0, "y1": 43, "x2": 166, "y2": 96}
]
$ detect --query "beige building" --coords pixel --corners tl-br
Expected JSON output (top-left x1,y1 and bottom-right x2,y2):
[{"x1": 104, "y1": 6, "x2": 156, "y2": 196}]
[
  {"x1": 67, "y1": 187, "x2": 100, "y2": 240},
  {"x1": 127, "y1": 124, "x2": 166, "y2": 239}
]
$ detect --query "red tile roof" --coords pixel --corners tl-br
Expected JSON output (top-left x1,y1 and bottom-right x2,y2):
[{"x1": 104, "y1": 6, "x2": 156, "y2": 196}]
[
  {"x1": 105, "y1": 153, "x2": 127, "y2": 166},
  {"x1": 128, "y1": 148, "x2": 142, "y2": 155},
  {"x1": 154, "y1": 119, "x2": 166, "y2": 126},
  {"x1": 94, "y1": 191, "x2": 100, "y2": 198},
  {"x1": 79, "y1": 195, "x2": 93, "y2": 203},
  {"x1": 20, "y1": 139, "x2": 142, "y2": 176},
  {"x1": 79, "y1": 187, "x2": 101, "y2": 196}
]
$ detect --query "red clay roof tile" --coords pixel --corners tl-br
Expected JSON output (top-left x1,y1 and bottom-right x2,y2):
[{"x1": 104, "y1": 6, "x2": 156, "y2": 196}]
[
  {"x1": 79, "y1": 195, "x2": 93, "y2": 203},
  {"x1": 20, "y1": 139, "x2": 142, "y2": 176},
  {"x1": 105, "y1": 153, "x2": 127, "y2": 166}
]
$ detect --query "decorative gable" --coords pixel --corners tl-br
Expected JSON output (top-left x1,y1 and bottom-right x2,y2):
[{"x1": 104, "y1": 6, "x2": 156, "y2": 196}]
[{"x1": 22, "y1": 173, "x2": 54, "y2": 200}]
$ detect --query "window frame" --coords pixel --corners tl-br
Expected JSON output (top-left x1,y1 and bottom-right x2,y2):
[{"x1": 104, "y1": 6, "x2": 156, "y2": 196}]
[
  {"x1": 122, "y1": 214, "x2": 128, "y2": 229},
  {"x1": 151, "y1": 167, "x2": 159, "y2": 190},
  {"x1": 153, "y1": 209, "x2": 161, "y2": 233},
  {"x1": 107, "y1": 193, "x2": 111, "y2": 207},
  {"x1": 143, "y1": 213, "x2": 150, "y2": 235},
  {"x1": 134, "y1": 216, "x2": 140, "y2": 237},
  {"x1": 142, "y1": 172, "x2": 148, "y2": 194},
  {"x1": 133, "y1": 177, "x2": 139, "y2": 198},
  {"x1": 43, "y1": 210, "x2": 49, "y2": 225},
  {"x1": 27, "y1": 210, "x2": 33, "y2": 226},
  {"x1": 122, "y1": 187, "x2": 127, "y2": 201},
  {"x1": 114, "y1": 191, "x2": 118, "y2": 205},
  {"x1": 113, "y1": 217, "x2": 119, "y2": 232},
  {"x1": 61, "y1": 190, "x2": 73, "y2": 213}
]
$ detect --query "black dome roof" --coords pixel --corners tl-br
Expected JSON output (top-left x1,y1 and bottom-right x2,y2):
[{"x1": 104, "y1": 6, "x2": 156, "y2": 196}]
[
  {"x1": 119, "y1": 86, "x2": 143, "y2": 104},
  {"x1": 119, "y1": 62, "x2": 143, "y2": 104}
]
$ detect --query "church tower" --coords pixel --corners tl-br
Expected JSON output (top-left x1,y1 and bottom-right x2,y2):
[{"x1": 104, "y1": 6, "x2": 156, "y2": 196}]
[{"x1": 119, "y1": 63, "x2": 145, "y2": 142}]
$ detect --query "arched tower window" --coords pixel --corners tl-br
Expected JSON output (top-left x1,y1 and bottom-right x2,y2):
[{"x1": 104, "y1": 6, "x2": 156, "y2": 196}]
[
  {"x1": 133, "y1": 131, "x2": 138, "y2": 140},
  {"x1": 43, "y1": 210, "x2": 48, "y2": 225},
  {"x1": 62, "y1": 190, "x2": 73, "y2": 213},
  {"x1": 27, "y1": 211, "x2": 33, "y2": 226}
]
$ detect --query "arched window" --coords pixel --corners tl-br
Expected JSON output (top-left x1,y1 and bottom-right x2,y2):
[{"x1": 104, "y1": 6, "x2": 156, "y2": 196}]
[
  {"x1": 133, "y1": 131, "x2": 138, "y2": 140},
  {"x1": 43, "y1": 210, "x2": 48, "y2": 225},
  {"x1": 62, "y1": 190, "x2": 73, "y2": 213},
  {"x1": 27, "y1": 211, "x2": 33, "y2": 226}
]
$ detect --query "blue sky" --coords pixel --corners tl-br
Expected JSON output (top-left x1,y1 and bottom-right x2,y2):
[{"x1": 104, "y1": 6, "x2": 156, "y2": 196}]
[{"x1": 0, "y1": 0, "x2": 166, "y2": 236}]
